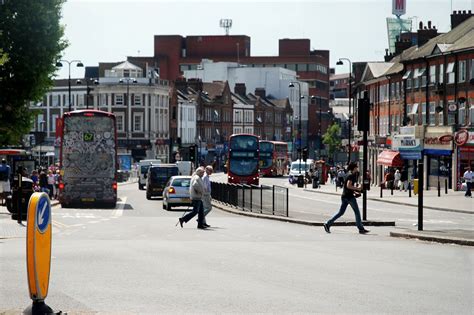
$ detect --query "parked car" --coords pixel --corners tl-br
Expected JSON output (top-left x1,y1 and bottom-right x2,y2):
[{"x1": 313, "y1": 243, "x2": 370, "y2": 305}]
[
  {"x1": 146, "y1": 164, "x2": 179, "y2": 199},
  {"x1": 117, "y1": 170, "x2": 130, "y2": 182},
  {"x1": 162, "y1": 176, "x2": 192, "y2": 210}
]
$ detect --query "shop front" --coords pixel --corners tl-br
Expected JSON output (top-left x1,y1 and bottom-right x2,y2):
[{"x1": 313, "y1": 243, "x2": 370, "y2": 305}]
[
  {"x1": 454, "y1": 129, "x2": 474, "y2": 190},
  {"x1": 423, "y1": 126, "x2": 454, "y2": 190}
]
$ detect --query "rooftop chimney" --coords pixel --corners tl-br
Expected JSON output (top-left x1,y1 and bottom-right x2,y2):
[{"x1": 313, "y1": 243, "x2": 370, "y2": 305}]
[
  {"x1": 417, "y1": 20, "x2": 439, "y2": 46},
  {"x1": 234, "y1": 83, "x2": 246, "y2": 96},
  {"x1": 451, "y1": 9, "x2": 473, "y2": 29},
  {"x1": 254, "y1": 88, "x2": 266, "y2": 98}
]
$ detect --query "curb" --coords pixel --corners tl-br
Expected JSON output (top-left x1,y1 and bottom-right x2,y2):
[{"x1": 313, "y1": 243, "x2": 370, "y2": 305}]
[
  {"x1": 303, "y1": 189, "x2": 473, "y2": 215},
  {"x1": 212, "y1": 202, "x2": 395, "y2": 227},
  {"x1": 390, "y1": 231, "x2": 474, "y2": 246}
]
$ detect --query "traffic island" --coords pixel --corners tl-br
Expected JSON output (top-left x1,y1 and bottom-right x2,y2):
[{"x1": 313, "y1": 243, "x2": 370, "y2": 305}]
[
  {"x1": 212, "y1": 201, "x2": 395, "y2": 227},
  {"x1": 390, "y1": 230, "x2": 474, "y2": 246}
]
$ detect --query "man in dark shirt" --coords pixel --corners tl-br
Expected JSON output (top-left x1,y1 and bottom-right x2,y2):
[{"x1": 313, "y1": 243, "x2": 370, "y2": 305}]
[{"x1": 323, "y1": 162, "x2": 369, "y2": 234}]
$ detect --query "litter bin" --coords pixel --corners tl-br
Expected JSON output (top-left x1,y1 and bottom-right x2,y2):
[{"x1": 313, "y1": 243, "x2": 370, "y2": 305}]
[
  {"x1": 297, "y1": 175, "x2": 304, "y2": 188},
  {"x1": 312, "y1": 177, "x2": 319, "y2": 189},
  {"x1": 413, "y1": 179, "x2": 419, "y2": 195}
]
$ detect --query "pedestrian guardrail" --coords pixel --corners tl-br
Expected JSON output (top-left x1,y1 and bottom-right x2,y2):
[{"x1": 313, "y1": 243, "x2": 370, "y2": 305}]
[{"x1": 211, "y1": 182, "x2": 289, "y2": 217}]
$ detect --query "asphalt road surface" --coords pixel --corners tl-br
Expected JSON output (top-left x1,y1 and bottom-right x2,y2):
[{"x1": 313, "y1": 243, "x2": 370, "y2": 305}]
[{"x1": 0, "y1": 181, "x2": 472, "y2": 314}]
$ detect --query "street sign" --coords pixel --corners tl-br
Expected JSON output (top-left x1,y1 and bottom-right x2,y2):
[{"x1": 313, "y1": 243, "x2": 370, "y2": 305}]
[{"x1": 26, "y1": 192, "x2": 52, "y2": 301}]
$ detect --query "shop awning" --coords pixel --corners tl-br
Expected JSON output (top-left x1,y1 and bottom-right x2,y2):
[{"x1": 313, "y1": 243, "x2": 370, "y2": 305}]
[{"x1": 377, "y1": 150, "x2": 403, "y2": 167}]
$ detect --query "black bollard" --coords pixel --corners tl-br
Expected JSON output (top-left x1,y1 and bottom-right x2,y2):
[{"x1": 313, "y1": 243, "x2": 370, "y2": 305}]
[
  {"x1": 408, "y1": 182, "x2": 411, "y2": 198},
  {"x1": 438, "y1": 180, "x2": 441, "y2": 197},
  {"x1": 380, "y1": 183, "x2": 383, "y2": 198},
  {"x1": 445, "y1": 179, "x2": 448, "y2": 194},
  {"x1": 418, "y1": 162, "x2": 424, "y2": 231},
  {"x1": 391, "y1": 184, "x2": 394, "y2": 195}
]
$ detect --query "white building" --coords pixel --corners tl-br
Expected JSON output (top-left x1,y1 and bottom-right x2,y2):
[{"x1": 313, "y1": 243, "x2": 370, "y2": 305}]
[
  {"x1": 184, "y1": 60, "x2": 309, "y2": 145},
  {"x1": 30, "y1": 61, "x2": 172, "y2": 164},
  {"x1": 177, "y1": 98, "x2": 197, "y2": 145}
]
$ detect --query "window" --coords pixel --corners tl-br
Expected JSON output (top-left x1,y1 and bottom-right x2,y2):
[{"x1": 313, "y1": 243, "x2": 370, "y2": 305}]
[
  {"x1": 458, "y1": 60, "x2": 466, "y2": 83},
  {"x1": 471, "y1": 59, "x2": 474, "y2": 80},
  {"x1": 52, "y1": 95, "x2": 60, "y2": 107},
  {"x1": 470, "y1": 106, "x2": 474, "y2": 125},
  {"x1": 429, "y1": 65, "x2": 436, "y2": 85},
  {"x1": 438, "y1": 101, "x2": 444, "y2": 126},
  {"x1": 447, "y1": 101, "x2": 456, "y2": 125},
  {"x1": 439, "y1": 64, "x2": 444, "y2": 83},
  {"x1": 429, "y1": 102, "x2": 436, "y2": 125},
  {"x1": 51, "y1": 115, "x2": 58, "y2": 132},
  {"x1": 115, "y1": 94, "x2": 123, "y2": 105},
  {"x1": 133, "y1": 113, "x2": 143, "y2": 132},
  {"x1": 100, "y1": 94, "x2": 107, "y2": 106},
  {"x1": 447, "y1": 62, "x2": 455, "y2": 84},
  {"x1": 408, "y1": 103, "x2": 418, "y2": 125},
  {"x1": 134, "y1": 95, "x2": 142, "y2": 106},
  {"x1": 421, "y1": 105, "x2": 427, "y2": 125},
  {"x1": 116, "y1": 113, "x2": 124, "y2": 132},
  {"x1": 458, "y1": 102, "x2": 467, "y2": 126}
]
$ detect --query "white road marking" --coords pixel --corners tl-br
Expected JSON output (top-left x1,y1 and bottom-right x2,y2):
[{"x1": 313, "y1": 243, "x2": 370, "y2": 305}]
[{"x1": 112, "y1": 197, "x2": 127, "y2": 218}]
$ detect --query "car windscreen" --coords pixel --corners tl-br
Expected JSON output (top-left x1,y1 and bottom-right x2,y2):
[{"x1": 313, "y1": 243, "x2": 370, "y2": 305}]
[
  {"x1": 150, "y1": 167, "x2": 179, "y2": 181},
  {"x1": 291, "y1": 163, "x2": 311, "y2": 171},
  {"x1": 171, "y1": 178, "x2": 191, "y2": 187}
]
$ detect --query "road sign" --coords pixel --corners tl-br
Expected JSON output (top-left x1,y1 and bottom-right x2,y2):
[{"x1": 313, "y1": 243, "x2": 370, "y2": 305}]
[{"x1": 26, "y1": 192, "x2": 52, "y2": 301}]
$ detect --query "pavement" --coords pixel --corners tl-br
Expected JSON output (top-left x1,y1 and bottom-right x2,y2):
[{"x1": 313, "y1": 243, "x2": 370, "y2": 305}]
[{"x1": 1, "y1": 176, "x2": 472, "y2": 246}]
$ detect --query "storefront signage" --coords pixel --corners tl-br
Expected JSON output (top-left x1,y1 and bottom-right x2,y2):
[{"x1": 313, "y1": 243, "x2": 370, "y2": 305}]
[
  {"x1": 392, "y1": 135, "x2": 421, "y2": 150},
  {"x1": 424, "y1": 136, "x2": 452, "y2": 146},
  {"x1": 454, "y1": 130, "x2": 469, "y2": 146},
  {"x1": 438, "y1": 135, "x2": 453, "y2": 142},
  {"x1": 448, "y1": 103, "x2": 457, "y2": 112}
]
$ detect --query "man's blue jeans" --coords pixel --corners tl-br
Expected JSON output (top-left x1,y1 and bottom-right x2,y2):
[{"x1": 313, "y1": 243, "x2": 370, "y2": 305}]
[{"x1": 327, "y1": 196, "x2": 364, "y2": 230}]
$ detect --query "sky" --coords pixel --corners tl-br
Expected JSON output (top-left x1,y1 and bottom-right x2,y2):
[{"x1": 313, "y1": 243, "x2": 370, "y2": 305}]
[{"x1": 57, "y1": 0, "x2": 474, "y2": 79}]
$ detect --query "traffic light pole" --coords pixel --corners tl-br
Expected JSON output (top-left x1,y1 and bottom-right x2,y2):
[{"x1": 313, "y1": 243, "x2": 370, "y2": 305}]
[{"x1": 359, "y1": 91, "x2": 370, "y2": 221}]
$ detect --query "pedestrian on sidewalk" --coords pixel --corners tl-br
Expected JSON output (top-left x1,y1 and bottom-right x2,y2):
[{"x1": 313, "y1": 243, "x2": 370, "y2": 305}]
[
  {"x1": 463, "y1": 167, "x2": 473, "y2": 198},
  {"x1": 394, "y1": 169, "x2": 401, "y2": 190},
  {"x1": 0, "y1": 159, "x2": 11, "y2": 206},
  {"x1": 400, "y1": 167, "x2": 408, "y2": 192},
  {"x1": 202, "y1": 165, "x2": 213, "y2": 227},
  {"x1": 177, "y1": 167, "x2": 207, "y2": 229},
  {"x1": 323, "y1": 162, "x2": 369, "y2": 234}
]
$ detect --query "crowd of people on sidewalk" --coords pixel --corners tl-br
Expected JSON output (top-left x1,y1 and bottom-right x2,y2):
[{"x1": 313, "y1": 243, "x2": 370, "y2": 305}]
[{"x1": 0, "y1": 159, "x2": 61, "y2": 204}]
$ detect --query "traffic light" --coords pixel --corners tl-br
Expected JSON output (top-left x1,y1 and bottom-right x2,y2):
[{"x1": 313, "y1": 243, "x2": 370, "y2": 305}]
[
  {"x1": 189, "y1": 145, "x2": 196, "y2": 162},
  {"x1": 302, "y1": 147, "x2": 308, "y2": 162}
]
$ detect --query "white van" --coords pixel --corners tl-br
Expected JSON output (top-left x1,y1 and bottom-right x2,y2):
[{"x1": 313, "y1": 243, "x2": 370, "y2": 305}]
[
  {"x1": 289, "y1": 159, "x2": 314, "y2": 177},
  {"x1": 176, "y1": 161, "x2": 193, "y2": 176},
  {"x1": 138, "y1": 159, "x2": 161, "y2": 190}
]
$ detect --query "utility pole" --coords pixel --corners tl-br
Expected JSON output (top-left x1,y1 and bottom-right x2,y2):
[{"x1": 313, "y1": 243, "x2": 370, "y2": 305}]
[{"x1": 358, "y1": 91, "x2": 370, "y2": 220}]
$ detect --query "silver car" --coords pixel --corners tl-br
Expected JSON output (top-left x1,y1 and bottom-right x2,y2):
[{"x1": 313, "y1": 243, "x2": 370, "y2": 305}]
[{"x1": 162, "y1": 176, "x2": 192, "y2": 210}]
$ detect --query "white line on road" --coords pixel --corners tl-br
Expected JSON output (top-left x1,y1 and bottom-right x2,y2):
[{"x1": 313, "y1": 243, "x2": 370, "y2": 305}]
[{"x1": 112, "y1": 197, "x2": 127, "y2": 218}]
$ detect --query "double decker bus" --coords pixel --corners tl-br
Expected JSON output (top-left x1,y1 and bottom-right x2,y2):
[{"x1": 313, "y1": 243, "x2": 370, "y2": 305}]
[
  {"x1": 59, "y1": 110, "x2": 118, "y2": 208},
  {"x1": 227, "y1": 134, "x2": 260, "y2": 185},
  {"x1": 259, "y1": 141, "x2": 289, "y2": 177}
]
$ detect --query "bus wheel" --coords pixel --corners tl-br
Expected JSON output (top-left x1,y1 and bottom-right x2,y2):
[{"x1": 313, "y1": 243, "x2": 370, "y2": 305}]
[
  {"x1": 139, "y1": 184, "x2": 144, "y2": 190},
  {"x1": 146, "y1": 194, "x2": 151, "y2": 200}
]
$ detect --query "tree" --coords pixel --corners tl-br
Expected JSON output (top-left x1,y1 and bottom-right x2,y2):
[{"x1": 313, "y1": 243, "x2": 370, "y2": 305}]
[
  {"x1": 322, "y1": 123, "x2": 342, "y2": 163},
  {"x1": 0, "y1": 0, "x2": 68, "y2": 146}
]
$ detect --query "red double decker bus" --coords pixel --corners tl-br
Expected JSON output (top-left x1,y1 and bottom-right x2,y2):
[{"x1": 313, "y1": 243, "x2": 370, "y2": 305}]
[
  {"x1": 259, "y1": 141, "x2": 289, "y2": 177},
  {"x1": 227, "y1": 134, "x2": 259, "y2": 185}
]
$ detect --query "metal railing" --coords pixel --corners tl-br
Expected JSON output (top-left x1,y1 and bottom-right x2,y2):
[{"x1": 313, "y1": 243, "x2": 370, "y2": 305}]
[{"x1": 211, "y1": 182, "x2": 289, "y2": 217}]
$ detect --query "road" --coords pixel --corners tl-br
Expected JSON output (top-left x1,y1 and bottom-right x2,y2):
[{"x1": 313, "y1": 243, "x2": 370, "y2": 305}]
[{"x1": 0, "y1": 181, "x2": 472, "y2": 314}]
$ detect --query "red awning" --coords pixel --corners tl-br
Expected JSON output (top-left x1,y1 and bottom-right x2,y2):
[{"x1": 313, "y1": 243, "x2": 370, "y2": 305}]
[{"x1": 377, "y1": 150, "x2": 403, "y2": 167}]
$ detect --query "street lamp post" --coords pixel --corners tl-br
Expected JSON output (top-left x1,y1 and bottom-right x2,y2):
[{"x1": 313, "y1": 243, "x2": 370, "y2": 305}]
[
  {"x1": 77, "y1": 78, "x2": 99, "y2": 109},
  {"x1": 336, "y1": 58, "x2": 352, "y2": 165},
  {"x1": 289, "y1": 81, "x2": 302, "y2": 173},
  {"x1": 119, "y1": 77, "x2": 137, "y2": 154},
  {"x1": 56, "y1": 60, "x2": 84, "y2": 112},
  {"x1": 311, "y1": 95, "x2": 324, "y2": 160},
  {"x1": 38, "y1": 121, "x2": 45, "y2": 168}
]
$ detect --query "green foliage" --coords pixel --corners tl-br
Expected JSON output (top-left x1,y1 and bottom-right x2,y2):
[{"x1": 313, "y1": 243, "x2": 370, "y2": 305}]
[
  {"x1": 0, "y1": 0, "x2": 68, "y2": 146},
  {"x1": 322, "y1": 123, "x2": 342, "y2": 160}
]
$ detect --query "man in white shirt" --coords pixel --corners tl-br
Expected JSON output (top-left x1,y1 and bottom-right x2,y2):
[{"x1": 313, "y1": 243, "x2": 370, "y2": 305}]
[
  {"x1": 202, "y1": 165, "x2": 213, "y2": 227},
  {"x1": 463, "y1": 167, "x2": 473, "y2": 197}
]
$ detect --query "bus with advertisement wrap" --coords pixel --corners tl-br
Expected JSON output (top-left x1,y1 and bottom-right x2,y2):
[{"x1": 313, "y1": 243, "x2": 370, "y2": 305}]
[
  {"x1": 227, "y1": 133, "x2": 260, "y2": 185},
  {"x1": 59, "y1": 110, "x2": 118, "y2": 208},
  {"x1": 259, "y1": 140, "x2": 289, "y2": 177}
]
